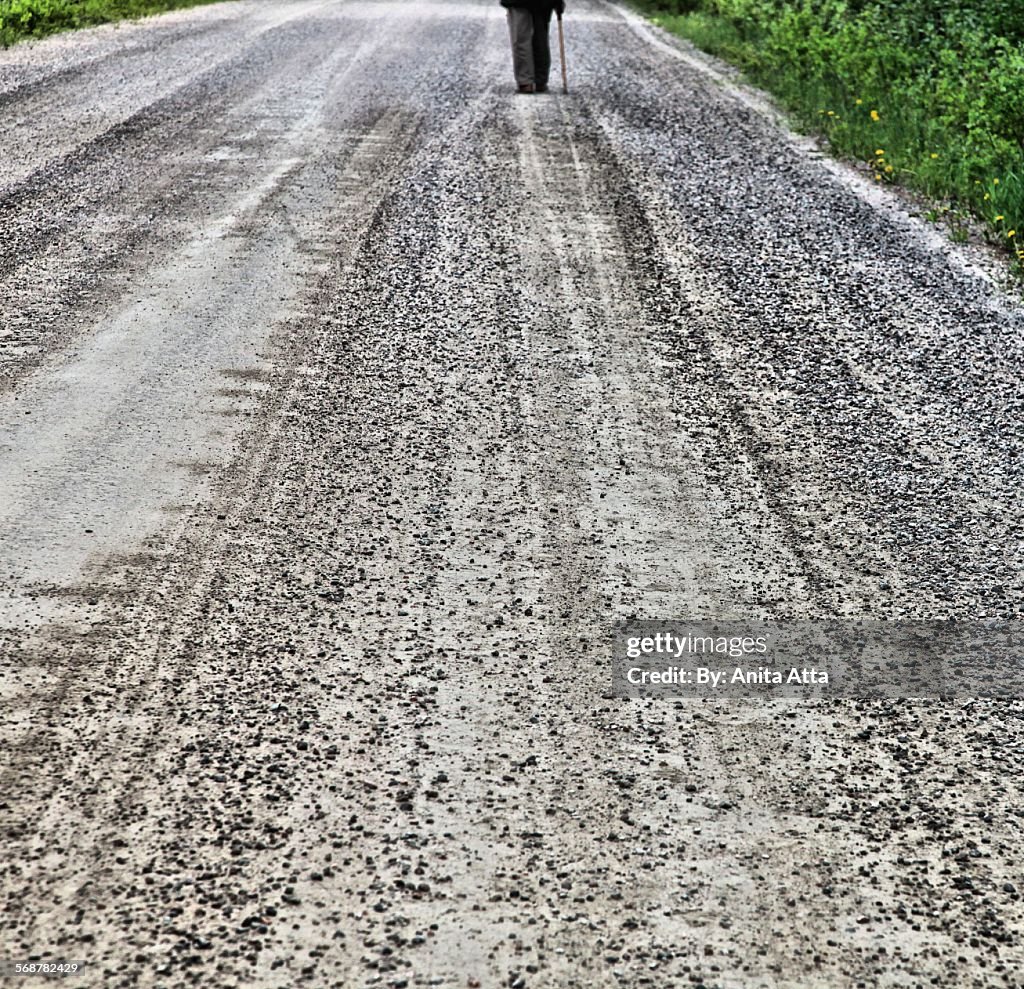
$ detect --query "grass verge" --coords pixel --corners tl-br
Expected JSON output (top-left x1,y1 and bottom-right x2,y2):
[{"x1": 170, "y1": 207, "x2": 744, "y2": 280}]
[
  {"x1": 0, "y1": 0, "x2": 230, "y2": 46},
  {"x1": 635, "y1": 0, "x2": 1024, "y2": 275}
]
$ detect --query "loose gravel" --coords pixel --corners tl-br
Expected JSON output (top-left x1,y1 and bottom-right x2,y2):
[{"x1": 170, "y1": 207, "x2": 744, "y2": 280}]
[{"x1": 1, "y1": 1, "x2": 1023, "y2": 987}]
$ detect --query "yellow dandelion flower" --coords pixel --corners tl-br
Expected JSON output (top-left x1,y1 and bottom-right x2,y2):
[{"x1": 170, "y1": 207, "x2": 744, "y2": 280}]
[
  {"x1": 1008, "y1": 229, "x2": 1016, "y2": 238},
  {"x1": 885, "y1": 165, "x2": 894, "y2": 173},
  {"x1": 855, "y1": 98, "x2": 863, "y2": 105},
  {"x1": 996, "y1": 215, "x2": 1005, "y2": 221},
  {"x1": 994, "y1": 178, "x2": 1000, "y2": 185},
  {"x1": 875, "y1": 149, "x2": 885, "y2": 156},
  {"x1": 930, "y1": 153, "x2": 938, "y2": 159},
  {"x1": 874, "y1": 173, "x2": 882, "y2": 181},
  {"x1": 984, "y1": 194, "x2": 991, "y2": 200},
  {"x1": 870, "y1": 110, "x2": 880, "y2": 121}
]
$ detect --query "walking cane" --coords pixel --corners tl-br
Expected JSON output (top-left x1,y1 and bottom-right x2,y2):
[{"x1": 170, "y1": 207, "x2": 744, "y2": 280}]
[{"x1": 557, "y1": 12, "x2": 568, "y2": 94}]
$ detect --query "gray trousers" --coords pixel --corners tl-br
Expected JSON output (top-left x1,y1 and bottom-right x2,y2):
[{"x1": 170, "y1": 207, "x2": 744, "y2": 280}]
[{"x1": 506, "y1": 7, "x2": 553, "y2": 88}]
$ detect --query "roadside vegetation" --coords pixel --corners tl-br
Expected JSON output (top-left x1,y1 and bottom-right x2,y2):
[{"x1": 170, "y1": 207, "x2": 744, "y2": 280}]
[
  {"x1": 0, "y1": 0, "x2": 227, "y2": 46},
  {"x1": 638, "y1": 0, "x2": 1024, "y2": 271}
]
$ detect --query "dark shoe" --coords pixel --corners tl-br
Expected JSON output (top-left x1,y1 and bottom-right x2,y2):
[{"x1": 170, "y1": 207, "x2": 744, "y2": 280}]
[
  {"x1": 535, "y1": 84, "x2": 548, "y2": 93},
  {"x1": 517, "y1": 83, "x2": 535, "y2": 93}
]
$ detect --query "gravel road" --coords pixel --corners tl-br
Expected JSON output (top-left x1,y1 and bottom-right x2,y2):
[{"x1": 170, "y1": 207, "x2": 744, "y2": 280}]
[{"x1": 2, "y1": 1, "x2": 1024, "y2": 987}]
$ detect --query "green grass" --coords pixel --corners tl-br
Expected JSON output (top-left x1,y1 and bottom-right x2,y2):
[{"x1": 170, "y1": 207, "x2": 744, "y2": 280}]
[
  {"x1": 0, "y1": 0, "x2": 232, "y2": 46},
  {"x1": 638, "y1": 0, "x2": 1024, "y2": 273},
  {"x1": 649, "y1": 10, "x2": 750, "y2": 62}
]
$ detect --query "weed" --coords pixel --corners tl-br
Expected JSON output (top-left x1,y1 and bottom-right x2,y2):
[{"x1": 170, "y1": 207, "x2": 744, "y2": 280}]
[
  {"x1": 0, "y1": 0, "x2": 232, "y2": 46},
  {"x1": 636, "y1": 0, "x2": 1024, "y2": 274}
]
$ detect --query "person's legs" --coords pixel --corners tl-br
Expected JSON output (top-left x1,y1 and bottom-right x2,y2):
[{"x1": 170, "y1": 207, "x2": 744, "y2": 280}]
[
  {"x1": 531, "y1": 7, "x2": 552, "y2": 91},
  {"x1": 506, "y1": 8, "x2": 536, "y2": 90}
]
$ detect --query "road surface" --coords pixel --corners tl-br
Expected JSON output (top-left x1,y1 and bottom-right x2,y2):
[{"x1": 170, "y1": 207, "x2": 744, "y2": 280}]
[{"x1": 1, "y1": 1, "x2": 1023, "y2": 986}]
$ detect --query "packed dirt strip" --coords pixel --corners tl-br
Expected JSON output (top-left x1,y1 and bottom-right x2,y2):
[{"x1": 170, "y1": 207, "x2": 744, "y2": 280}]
[{"x1": 1, "y1": 1, "x2": 1024, "y2": 987}]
